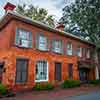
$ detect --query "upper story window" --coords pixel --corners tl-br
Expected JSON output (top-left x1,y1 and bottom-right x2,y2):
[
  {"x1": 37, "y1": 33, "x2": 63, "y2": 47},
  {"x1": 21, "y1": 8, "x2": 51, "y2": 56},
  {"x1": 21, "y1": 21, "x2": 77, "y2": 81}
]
[
  {"x1": 36, "y1": 34, "x2": 48, "y2": 51},
  {"x1": 15, "y1": 28, "x2": 32, "y2": 48},
  {"x1": 77, "y1": 46, "x2": 82, "y2": 57},
  {"x1": 86, "y1": 49, "x2": 90, "y2": 58},
  {"x1": 52, "y1": 40, "x2": 63, "y2": 54},
  {"x1": 67, "y1": 42, "x2": 72, "y2": 55}
]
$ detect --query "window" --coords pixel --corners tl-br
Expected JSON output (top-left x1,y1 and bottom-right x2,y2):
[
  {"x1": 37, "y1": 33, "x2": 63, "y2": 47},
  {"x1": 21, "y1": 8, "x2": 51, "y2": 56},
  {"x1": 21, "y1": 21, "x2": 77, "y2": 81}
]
[
  {"x1": 15, "y1": 58, "x2": 28, "y2": 83},
  {"x1": 35, "y1": 61, "x2": 48, "y2": 82},
  {"x1": 15, "y1": 28, "x2": 32, "y2": 48},
  {"x1": 52, "y1": 40, "x2": 62, "y2": 53},
  {"x1": 67, "y1": 43, "x2": 72, "y2": 55},
  {"x1": 77, "y1": 47, "x2": 82, "y2": 57},
  {"x1": 86, "y1": 49, "x2": 90, "y2": 58},
  {"x1": 68, "y1": 64, "x2": 73, "y2": 80},
  {"x1": 36, "y1": 34, "x2": 48, "y2": 51},
  {"x1": 55, "y1": 62, "x2": 62, "y2": 81}
]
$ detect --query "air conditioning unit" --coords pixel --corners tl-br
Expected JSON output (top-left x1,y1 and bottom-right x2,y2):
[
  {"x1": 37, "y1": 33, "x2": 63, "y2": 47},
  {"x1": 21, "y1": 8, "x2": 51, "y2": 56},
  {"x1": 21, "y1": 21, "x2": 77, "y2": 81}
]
[{"x1": 20, "y1": 40, "x2": 29, "y2": 48}]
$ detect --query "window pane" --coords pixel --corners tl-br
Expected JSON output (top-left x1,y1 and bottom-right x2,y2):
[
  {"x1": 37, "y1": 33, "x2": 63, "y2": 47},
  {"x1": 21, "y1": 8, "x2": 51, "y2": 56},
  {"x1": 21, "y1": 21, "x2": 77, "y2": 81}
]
[
  {"x1": 21, "y1": 72, "x2": 27, "y2": 82},
  {"x1": 20, "y1": 40, "x2": 29, "y2": 47},
  {"x1": 19, "y1": 30, "x2": 29, "y2": 40},
  {"x1": 15, "y1": 72, "x2": 21, "y2": 83}
]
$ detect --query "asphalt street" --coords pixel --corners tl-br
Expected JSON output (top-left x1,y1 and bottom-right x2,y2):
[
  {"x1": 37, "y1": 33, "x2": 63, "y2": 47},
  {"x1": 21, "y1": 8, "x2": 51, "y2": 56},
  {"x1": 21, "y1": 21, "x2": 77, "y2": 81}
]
[{"x1": 64, "y1": 91, "x2": 100, "y2": 100}]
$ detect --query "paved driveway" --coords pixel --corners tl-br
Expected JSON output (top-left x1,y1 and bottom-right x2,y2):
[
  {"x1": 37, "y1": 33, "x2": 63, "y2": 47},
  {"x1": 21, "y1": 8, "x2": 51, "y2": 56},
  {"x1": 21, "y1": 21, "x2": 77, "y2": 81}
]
[{"x1": 64, "y1": 91, "x2": 100, "y2": 100}]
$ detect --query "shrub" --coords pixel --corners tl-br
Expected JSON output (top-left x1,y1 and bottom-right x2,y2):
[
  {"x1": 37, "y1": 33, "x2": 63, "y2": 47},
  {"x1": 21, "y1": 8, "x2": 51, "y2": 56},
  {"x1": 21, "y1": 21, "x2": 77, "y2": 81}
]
[
  {"x1": 33, "y1": 83, "x2": 54, "y2": 91},
  {"x1": 89, "y1": 80, "x2": 100, "y2": 85},
  {"x1": 0, "y1": 84, "x2": 7, "y2": 95},
  {"x1": 61, "y1": 80, "x2": 81, "y2": 88}
]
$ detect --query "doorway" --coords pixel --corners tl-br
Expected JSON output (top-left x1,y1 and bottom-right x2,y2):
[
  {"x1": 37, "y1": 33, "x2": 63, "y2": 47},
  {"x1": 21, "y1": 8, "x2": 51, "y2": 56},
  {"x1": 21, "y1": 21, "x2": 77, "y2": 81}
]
[{"x1": 79, "y1": 68, "x2": 89, "y2": 83}]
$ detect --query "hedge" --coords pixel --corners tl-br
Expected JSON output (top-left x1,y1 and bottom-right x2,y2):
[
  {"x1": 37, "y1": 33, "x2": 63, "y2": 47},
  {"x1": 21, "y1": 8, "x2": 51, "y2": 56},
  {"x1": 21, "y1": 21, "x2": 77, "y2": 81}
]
[{"x1": 61, "y1": 80, "x2": 81, "y2": 88}]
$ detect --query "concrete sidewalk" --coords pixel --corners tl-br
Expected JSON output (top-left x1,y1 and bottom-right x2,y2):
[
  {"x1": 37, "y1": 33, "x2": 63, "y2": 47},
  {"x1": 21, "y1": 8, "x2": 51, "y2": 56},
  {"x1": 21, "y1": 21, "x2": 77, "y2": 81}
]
[{"x1": 2, "y1": 85, "x2": 100, "y2": 100}]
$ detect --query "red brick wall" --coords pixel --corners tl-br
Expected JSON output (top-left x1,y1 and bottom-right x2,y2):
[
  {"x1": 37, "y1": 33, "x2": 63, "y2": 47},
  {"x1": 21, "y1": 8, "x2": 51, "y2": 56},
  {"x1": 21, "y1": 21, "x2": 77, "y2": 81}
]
[{"x1": 0, "y1": 19, "x2": 96, "y2": 90}]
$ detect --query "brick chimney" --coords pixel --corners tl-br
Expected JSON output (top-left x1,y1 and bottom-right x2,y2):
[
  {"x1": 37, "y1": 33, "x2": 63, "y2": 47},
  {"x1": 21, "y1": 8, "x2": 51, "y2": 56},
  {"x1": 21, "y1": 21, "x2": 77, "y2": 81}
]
[
  {"x1": 56, "y1": 24, "x2": 65, "y2": 31},
  {"x1": 4, "y1": 2, "x2": 16, "y2": 13}
]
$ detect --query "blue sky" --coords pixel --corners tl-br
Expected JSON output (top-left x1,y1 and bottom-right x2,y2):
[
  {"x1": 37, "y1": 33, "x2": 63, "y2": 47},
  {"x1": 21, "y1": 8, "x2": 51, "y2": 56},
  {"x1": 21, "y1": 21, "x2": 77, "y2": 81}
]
[{"x1": 0, "y1": 0, "x2": 74, "y2": 20}]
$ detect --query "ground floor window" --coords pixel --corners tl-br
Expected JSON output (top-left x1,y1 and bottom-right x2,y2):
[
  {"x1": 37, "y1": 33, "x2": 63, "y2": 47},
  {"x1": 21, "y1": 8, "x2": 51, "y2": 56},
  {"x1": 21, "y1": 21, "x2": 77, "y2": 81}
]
[
  {"x1": 35, "y1": 61, "x2": 48, "y2": 82},
  {"x1": 15, "y1": 58, "x2": 28, "y2": 83},
  {"x1": 68, "y1": 63, "x2": 73, "y2": 80}
]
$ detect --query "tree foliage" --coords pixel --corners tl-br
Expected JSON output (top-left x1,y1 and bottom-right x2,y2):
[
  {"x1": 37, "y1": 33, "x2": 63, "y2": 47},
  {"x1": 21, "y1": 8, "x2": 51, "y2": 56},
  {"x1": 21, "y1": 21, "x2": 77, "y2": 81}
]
[
  {"x1": 16, "y1": 4, "x2": 55, "y2": 27},
  {"x1": 60, "y1": 0, "x2": 100, "y2": 48}
]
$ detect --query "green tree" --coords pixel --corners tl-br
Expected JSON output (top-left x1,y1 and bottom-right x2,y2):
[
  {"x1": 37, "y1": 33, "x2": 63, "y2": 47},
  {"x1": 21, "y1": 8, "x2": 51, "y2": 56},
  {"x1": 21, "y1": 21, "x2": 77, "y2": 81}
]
[
  {"x1": 16, "y1": 4, "x2": 55, "y2": 27},
  {"x1": 60, "y1": 0, "x2": 100, "y2": 49}
]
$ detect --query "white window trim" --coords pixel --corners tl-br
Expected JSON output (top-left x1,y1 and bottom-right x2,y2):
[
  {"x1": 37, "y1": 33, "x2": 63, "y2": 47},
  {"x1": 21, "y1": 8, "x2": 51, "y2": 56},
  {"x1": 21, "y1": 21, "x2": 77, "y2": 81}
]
[{"x1": 35, "y1": 61, "x2": 49, "y2": 82}]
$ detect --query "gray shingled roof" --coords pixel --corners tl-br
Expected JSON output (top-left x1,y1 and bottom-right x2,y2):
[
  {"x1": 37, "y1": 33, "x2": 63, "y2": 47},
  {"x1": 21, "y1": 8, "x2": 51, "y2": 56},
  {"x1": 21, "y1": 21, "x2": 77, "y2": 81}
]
[{"x1": 0, "y1": 11, "x2": 95, "y2": 46}]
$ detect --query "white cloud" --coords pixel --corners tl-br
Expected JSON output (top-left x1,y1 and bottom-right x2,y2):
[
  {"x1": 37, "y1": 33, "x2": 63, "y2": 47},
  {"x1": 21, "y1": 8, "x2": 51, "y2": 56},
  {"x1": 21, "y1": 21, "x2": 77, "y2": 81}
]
[{"x1": 30, "y1": 0, "x2": 63, "y2": 20}]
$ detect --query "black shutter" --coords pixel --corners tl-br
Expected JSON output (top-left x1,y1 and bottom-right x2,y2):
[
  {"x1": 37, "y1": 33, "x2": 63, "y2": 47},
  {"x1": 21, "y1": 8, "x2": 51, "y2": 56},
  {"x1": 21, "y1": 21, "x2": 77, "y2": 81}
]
[
  {"x1": 36, "y1": 34, "x2": 39, "y2": 49},
  {"x1": 15, "y1": 28, "x2": 20, "y2": 45},
  {"x1": 29, "y1": 32, "x2": 33, "y2": 48}
]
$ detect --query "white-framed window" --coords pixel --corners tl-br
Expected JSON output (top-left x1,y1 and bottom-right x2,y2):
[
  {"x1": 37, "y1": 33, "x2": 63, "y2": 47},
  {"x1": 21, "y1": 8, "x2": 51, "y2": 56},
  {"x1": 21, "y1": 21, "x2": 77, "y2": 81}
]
[
  {"x1": 52, "y1": 40, "x2": 62, "y2": 53},
  {"x1": 36, "y1": 34, "x2": 48, "y2": 51},
  {"x1": 86, "y1": 49, "x2": 90, "y2": 58},
  {"x1": 77, "y1": 47, "x2": 82, "y2": 57},
  {"x1": 67, "y1": 43, "x2": 72, "y2": 55},
  {"x1": 35, "y1": 61, "x2": 48, "y2": 82},
  {"x1": 39, "y1": 35, "x2": 48, "y2": 51},
  {"x1": 15, "y1": 28, "x2": 32, "y2": 48}
]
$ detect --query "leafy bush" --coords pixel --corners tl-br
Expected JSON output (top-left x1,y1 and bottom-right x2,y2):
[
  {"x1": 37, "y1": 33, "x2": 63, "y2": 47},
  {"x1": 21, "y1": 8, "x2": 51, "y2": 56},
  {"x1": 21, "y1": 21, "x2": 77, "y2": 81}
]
[
  {"x1": 61, "y1": 80, "x2": 81, "y2": 88},
  {"x1": 89, "y1": 80, "x2": 100, "y2": 85},
  {"x1": 0, "y1": 84, "x2": 7, "y2": 95},
  {"x1": 33, "y1": 83, "x2": 54, "y2": 91}
]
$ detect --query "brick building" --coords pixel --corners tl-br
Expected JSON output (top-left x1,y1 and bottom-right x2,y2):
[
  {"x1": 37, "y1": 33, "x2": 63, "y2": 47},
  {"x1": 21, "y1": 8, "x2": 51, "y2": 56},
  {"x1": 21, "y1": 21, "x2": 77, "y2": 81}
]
[{"x1": 0, "y1": 3, "x2": 99, "y2": 91}]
